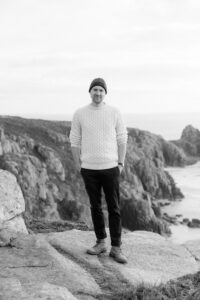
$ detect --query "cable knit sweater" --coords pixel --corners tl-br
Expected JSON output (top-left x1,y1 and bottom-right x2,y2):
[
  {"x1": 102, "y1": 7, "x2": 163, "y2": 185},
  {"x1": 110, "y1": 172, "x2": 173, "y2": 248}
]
[{"x1": 69, "y1": 103, "x2": 128, "y2": 170}]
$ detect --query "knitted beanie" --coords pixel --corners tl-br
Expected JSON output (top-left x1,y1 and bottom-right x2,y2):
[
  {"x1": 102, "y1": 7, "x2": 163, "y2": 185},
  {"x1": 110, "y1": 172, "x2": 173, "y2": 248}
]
[{"x1": 88, "y1": 78, "x2": 107, "y2": 94}]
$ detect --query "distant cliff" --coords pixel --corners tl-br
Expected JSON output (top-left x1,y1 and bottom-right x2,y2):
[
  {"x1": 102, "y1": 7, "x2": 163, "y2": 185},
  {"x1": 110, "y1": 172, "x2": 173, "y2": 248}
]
[
  {"x1": 0, "y1": 116, "x2": 198, "y2": 235},
  {"x1": 172, "y1": 125, "x2": 200, "y2": 160}
]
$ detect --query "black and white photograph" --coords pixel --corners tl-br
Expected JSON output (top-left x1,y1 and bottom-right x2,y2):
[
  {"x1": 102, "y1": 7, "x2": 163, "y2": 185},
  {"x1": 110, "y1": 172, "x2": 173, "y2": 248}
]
[{"x1": 0, "y1": 1, "x2": 200, "y2": 299}]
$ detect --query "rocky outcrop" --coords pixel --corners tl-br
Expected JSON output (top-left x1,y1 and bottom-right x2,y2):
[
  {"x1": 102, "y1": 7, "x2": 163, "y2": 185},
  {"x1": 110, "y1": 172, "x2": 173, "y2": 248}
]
[
  {"x1": 45, "y1": 230, "x2": 199, "y2": 285},
  {"x1": 188, "y1": 219, "x2": 200, "y2": 228},
  {"x1": 173, "y1": 125, "x2": 200, "y2": 159},
  {"x1": 0, "y1": 170, "x2": 28, "y2": 245},
  {"x1": 120, "y1": 196, "x2": 170, "y2": 234},
  {"x1": 126, "y1": 129, "x2": 185, "y2": 199},
  {"x1": 0, "y1": 116, "x2": 192, "y2": 235},
  {"x1": 0, "y1": 229, "x2": 200, "y2": 299},
  {"x1": 127, "y1": 128, "x2": 186, "y2": 167},
  {"x1": 0, "y1": 118, "x2": 91, "y2": 228}
]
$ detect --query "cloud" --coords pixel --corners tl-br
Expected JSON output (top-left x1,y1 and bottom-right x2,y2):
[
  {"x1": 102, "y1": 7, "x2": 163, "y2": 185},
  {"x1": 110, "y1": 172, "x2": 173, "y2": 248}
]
[{"x1": 0, "y1": 0, "x2": 200, "y2": 115}]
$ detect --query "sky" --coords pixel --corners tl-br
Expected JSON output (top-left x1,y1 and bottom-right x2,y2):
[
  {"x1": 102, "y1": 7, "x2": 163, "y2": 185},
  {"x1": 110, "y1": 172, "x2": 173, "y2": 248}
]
[{"x1": 0, "y1": 0, "x2": 200, "y2": 117}]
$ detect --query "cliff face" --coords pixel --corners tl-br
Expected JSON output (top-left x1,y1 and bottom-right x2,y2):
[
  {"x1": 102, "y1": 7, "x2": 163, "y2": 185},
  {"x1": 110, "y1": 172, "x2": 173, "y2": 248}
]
[
  {"x1": 0, "y1": 116, "x2": 193, "y2": 234},
  {"x1": 125, "y1": 129, "x2": 185, "y2": 199}
]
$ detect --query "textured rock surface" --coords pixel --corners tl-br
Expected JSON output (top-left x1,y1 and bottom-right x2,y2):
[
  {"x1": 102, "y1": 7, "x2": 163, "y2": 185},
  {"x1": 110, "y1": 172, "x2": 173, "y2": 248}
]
[
  {"x1": 1, "y1": 230, "x2": 200, "y2": 299},
  {"x1": 173, "y1": 124, "x2": 200, "y2": 159},
  {"x1": 183, "y1": 239, "x2": 200, "y2": 261},
  {"x1": 44, "y1": 229, "x2": 200, "y2": 286},
  {"x1": 0, "y1": 233, "x2": 100, "y2": 300},
  {"x1": 0, "y1": 170, "x2": 25, "y2": 222},
  {"x1": 0, "y1": 170, "x2": 28, "y2": 236}
]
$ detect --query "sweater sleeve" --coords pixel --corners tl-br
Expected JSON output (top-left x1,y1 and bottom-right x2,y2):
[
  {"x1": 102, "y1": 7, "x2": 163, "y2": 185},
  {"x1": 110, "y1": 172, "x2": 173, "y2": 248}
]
[
  {"x1": 69, "y1": 110, "x2": 81, "y2": 148},
  {"x1": 116, "y1": 110, "x2": 128, "y2": 145}
]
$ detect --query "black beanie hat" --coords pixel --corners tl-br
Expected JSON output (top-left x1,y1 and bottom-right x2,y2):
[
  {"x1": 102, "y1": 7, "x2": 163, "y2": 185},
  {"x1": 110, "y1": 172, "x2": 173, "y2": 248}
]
[{"x1": 88, "y1": 78, "x2": 107, "y2": 94}]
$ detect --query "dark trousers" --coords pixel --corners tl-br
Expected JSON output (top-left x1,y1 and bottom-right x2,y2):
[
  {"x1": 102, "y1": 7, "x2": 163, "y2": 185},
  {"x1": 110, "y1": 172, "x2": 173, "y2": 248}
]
[{"x1": 81, "y1": 167, "x2": 121, "y2": 247}]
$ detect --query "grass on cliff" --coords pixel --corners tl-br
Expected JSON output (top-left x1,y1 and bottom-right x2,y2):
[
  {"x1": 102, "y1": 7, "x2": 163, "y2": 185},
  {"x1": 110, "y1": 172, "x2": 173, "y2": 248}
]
[
  {"x1": 24, "y1": 215, "x2": 91, "y2": 233},
  {"x1": 97, "y1": 271, "x2": 200, "y2": 300}
]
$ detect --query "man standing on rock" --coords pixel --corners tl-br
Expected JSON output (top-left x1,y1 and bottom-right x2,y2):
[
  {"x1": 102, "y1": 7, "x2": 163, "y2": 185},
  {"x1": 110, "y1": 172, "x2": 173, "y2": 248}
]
[{"x1": 69, "y1": 78, "x2": 128, "y2": 263}]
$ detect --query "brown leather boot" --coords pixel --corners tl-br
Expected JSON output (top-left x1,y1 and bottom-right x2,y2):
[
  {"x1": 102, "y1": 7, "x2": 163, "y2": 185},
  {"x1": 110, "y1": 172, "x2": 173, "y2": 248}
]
[
  {"x1": 109, "y1": 246, "x2": 127, "y2": 264},
  {"x1": 86, "y1": 239, "x2": 107, "y2": 255}
]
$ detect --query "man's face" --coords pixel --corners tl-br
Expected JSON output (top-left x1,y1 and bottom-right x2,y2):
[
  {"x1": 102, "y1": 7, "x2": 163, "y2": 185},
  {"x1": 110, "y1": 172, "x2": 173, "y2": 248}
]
[{"x1": 90, "y1": 85, "x2": 106, "y2": 105}]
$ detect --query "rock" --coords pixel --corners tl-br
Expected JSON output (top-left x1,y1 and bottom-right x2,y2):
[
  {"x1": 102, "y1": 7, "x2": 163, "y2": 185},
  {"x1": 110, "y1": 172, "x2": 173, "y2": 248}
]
[
  {"x1": 120, "y1": 197, "x2": 170, "y2": 234},
  {"x1": 183, "y1": 218, "x2": 190, "y2": 224},
  {"x1": 44, "y1": 229, "x2": 199, "y2": 286},
  {"x1": 46, "y1": 129, "x2": 69, "y2": 144},
  {"x1": 174, "y1": 125, "x2": 200, "y2": 158},
  {"x1": 36, "y1": 282, "x2": 77, "y2": 300},
  {"x1": 189, "y1": 288, "x2": 200, "y2": 300},
  {"x1": 188, "y1": 219, "x2": 200, "y2": 228},
  {"x1": 0, "y1": 170, "x2": 28, "y2": 237},
  {"x1": 127, "y1": 129, "x2": 185, "y2": 199},
  {"x1": 0, "y1": 278, "x2": 26, "y2": 299},
  {"x1": 162, "y1": 213, "x2": 179, "y2": 225},
  {"x1": 0, "y1": 233, "x2": 101, "y2": 300},
  {"x1": 0, "y1": 217, "x2": 28, "y2": 247},
  {"x1": 0, "y1": 170, "x2": 25, "y2": 222},
  {"x1": 183, "y1": 239, "x2": 200, "y2": 261},
  {"x1": 109, "y1": 231, "x2": 199, "y2": 285},
  {"x1": 181, "y1": 125, "x2": 200, "y2": 144},
  {"x1": 9, "y1": 232, "x2": 38, "y2": 249},
  {"x1": 1, "y1": 229, "x2": 200, "y2": 299},
  {"x1": 37, "y1": 237, "x2": 101, "y2": 296},
  {"x1": 0, "y1": 279, "x2": 78, "y2": 300},
  {"x1": 34, "y1": 282, "x2": 78, "y2": 300},
  {"x1": 162, "y1": 140, "x2": 186, "y2": 166},
  {"x1": 16, "y1": 156, "x2": 61, "y2": 220},
  {"x1": 34, "y1": 143, "x2": 65, "y2": 181},
  {"x1": 175, "y1": 214, "x2": 182, "y2": 218},
  {"x1": 157, "y1": 200, "x2": 171, "y2": 207}
]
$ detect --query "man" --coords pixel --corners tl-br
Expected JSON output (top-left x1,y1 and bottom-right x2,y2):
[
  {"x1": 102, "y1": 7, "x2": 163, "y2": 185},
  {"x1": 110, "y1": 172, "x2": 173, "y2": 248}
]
[{"x1": 69, "y1": 78, "x2": 128, "y2": 263}]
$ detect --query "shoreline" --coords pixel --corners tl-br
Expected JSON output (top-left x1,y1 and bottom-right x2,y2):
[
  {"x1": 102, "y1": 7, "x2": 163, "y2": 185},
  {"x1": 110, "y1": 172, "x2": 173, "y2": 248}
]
[{"x1": 162, "y1": 161, "x2": 200, "y2": 243}]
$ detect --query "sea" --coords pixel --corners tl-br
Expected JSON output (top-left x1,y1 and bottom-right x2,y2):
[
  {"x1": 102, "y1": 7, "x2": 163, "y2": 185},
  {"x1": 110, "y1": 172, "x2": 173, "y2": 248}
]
[
  {"x1": 123, "y1": 112, "x2": 200, "y2": 141},
  {"x1": 163, "y1": 162, "x2": 200, "y2": 244},
  {"x1": 21, "y1": 112, "x2": 200, "y2": 243}
]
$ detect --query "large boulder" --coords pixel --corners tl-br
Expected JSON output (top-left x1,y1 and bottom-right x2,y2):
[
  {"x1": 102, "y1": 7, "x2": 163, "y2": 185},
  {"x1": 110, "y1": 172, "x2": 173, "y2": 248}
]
[
  {"x1": 1, "y1": 229, "x2": 200, "y2": 299},
  {"x1": 44, "y1": 229, "x2": 200, "y2": 286},
  {"x1": 0, "y1": 233, "x2": 101, "y2": 300},
  {"x1": 0, "y1": 170, "x2": 28, "y2": 245},
  {"x1": 0, "y1": 170, "x2": 25, "y2": 222}
]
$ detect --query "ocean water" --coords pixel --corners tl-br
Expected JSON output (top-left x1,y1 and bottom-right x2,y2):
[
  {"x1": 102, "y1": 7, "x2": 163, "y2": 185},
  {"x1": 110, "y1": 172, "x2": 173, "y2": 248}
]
[
  {"x1": 163, "y1": 162, "x2": 200, "y2": 244},
  {"x1": 124, "y1": 112, "x2": 200, "y2": 140}
]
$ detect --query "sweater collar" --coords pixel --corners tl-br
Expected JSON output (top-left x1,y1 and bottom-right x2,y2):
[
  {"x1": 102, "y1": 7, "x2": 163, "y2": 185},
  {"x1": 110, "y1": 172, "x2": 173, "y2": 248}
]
[{"x1": 89, "y1": 102, "x2": 106, "y2": 110}]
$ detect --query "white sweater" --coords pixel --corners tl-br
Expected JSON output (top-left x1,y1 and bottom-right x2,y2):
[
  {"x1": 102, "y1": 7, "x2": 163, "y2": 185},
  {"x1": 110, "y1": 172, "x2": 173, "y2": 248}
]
[{"x1": 69, "y1": 103, "x2": 128, "y2": 170}]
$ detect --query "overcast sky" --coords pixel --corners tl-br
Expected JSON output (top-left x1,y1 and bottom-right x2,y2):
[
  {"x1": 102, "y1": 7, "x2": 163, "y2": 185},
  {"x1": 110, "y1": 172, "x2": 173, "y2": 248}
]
[{"x1": 0, "y1": 0, "x2": 200, "y2": 116}]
